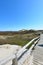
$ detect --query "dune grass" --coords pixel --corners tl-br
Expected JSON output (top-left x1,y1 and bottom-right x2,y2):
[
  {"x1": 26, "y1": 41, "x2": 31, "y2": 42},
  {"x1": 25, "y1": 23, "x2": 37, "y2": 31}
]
[{"x1": 0, "y1": 33, "x2": 39, "y2": 46}]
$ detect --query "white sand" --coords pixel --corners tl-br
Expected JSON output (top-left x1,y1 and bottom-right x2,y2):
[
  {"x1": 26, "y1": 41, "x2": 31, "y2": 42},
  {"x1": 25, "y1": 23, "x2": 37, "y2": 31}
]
[{"x1": 0, "y1": 44, "x2": 21, "y2": 65}]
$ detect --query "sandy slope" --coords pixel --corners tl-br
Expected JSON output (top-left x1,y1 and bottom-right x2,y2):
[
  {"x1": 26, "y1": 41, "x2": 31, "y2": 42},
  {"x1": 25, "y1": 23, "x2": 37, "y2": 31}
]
[{"x1": 0, "y1": 44, "x2": 21, "y2": 65}]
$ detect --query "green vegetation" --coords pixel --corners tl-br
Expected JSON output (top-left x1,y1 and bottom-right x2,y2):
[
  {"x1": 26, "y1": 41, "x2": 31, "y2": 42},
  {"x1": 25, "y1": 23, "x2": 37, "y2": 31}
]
[{"x1": 0, "y1": 32, "x2": 39, "y2": 46}]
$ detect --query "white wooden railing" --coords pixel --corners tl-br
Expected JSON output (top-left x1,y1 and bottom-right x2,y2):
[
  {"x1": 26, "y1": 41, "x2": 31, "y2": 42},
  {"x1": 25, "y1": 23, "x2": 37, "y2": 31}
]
[
  {"x1": 17, "y1": 36, "x2": 40, "y2": 59},
  {"x1": 0, "y1": 36, "x2": 40, "y2": 65}
]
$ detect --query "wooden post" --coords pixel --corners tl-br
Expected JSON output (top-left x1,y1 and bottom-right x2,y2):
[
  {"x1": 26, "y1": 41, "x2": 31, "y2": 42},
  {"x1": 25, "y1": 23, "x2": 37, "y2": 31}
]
[{"x1": 12, "y1": 56, "x2": 18, "y2": 65}]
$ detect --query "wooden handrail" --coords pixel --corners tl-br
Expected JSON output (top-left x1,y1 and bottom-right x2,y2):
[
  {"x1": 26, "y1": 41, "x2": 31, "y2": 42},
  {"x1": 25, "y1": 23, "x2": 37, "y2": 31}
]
[{"x1": 17, "y1": 36, "x2": 40, "y2": 58}]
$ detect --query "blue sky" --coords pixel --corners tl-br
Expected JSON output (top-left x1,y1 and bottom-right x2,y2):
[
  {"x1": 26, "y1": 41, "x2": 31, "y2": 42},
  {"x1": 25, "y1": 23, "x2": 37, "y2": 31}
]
[{"x1": 0, "y1": 0, "x2": 43, "y2": 31}]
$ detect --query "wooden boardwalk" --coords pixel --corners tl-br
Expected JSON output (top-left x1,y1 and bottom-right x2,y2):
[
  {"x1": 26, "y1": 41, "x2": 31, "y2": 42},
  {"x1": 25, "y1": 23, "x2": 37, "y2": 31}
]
[{"x1": 32, "y1": 34, "x2": 43, "y2": 65}]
